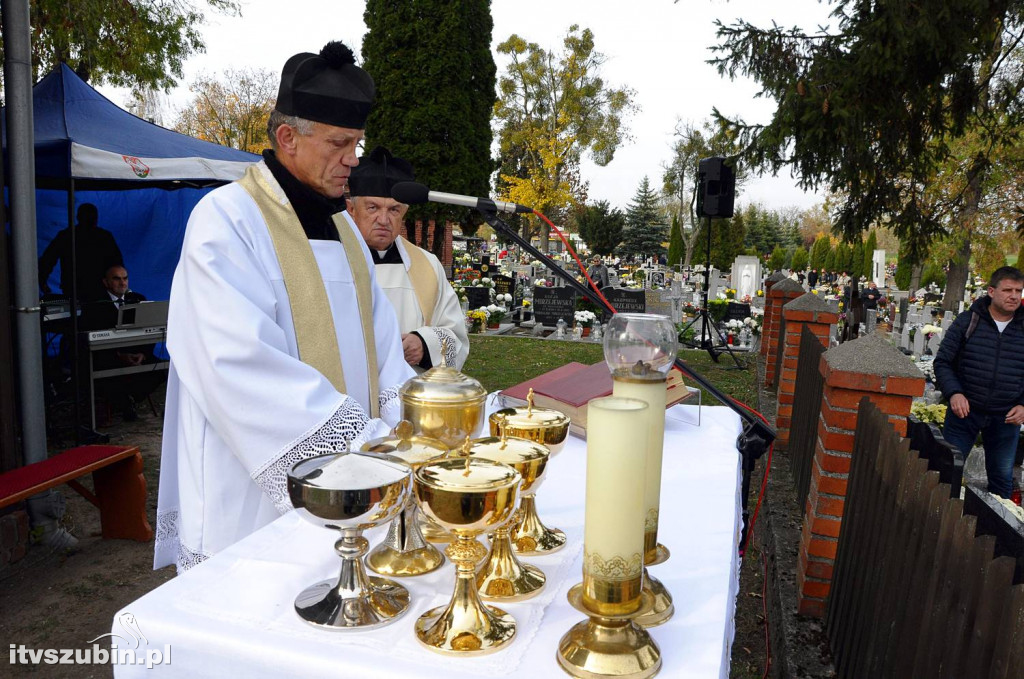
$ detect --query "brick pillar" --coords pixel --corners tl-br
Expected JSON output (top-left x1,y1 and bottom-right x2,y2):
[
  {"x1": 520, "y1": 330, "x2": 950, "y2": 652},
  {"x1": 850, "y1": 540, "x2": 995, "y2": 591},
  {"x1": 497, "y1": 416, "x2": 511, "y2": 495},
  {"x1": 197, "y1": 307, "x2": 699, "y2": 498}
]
[
  {"x1": 775, "y1": 293, "x2": 839, "y2": 449},
  {"x1": 763, "y1": 278, "x2": 804, "y2": 387},
  {"x1": 760, "y1": 272, "x2": 788, "y2": 358},
  {"x1": 796, "y1": 333, "x2": 925, "y2": 617}
]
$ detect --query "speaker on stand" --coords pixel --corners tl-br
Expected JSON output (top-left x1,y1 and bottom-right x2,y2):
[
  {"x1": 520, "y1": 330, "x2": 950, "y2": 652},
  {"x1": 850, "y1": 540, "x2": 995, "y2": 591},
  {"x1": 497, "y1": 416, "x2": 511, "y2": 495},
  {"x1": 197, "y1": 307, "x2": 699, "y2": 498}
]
[{"x1": 679, "y1": 156, "x2": 744, "y2": 368}]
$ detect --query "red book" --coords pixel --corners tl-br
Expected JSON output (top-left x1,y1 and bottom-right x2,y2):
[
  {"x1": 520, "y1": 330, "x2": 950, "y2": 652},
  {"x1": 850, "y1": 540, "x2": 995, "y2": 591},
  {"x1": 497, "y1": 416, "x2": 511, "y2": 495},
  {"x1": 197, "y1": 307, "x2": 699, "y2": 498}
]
[{"x1": 499, "y1": 362, "x2": 589, "y2": 403}]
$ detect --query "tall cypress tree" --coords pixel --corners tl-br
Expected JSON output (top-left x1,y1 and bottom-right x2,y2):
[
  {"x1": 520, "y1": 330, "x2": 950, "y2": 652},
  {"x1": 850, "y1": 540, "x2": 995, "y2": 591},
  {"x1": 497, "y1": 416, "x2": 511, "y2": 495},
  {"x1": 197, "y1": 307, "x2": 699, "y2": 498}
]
[
  {"x1": 667, "y1": 214, "x2": 684, "y2": 267},
  {"x1": 863, "y1": 230, "x2": 878, "y2": 278},
  {"x1": 362, "y1": 0, "x2": 496, "y2": 243}
]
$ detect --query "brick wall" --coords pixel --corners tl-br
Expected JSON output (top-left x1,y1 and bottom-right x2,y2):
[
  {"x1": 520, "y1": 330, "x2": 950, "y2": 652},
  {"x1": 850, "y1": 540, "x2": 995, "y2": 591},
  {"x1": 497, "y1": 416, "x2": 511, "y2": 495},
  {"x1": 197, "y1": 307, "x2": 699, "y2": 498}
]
[
  {"x1": 796, "y1": 334, "x2": 925, "y2": 617},
  {"x1": 775, "y1": 294, "x2": 838, "y2": 449}
]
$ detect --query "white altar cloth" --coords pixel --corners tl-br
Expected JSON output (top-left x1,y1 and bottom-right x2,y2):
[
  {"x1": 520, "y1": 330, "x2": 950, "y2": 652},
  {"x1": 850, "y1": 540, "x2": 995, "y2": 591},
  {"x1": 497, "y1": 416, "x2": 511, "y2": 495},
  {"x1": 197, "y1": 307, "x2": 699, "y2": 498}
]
[{"x1": 113, "y1": 403, "x2": 743, "y2": 678}]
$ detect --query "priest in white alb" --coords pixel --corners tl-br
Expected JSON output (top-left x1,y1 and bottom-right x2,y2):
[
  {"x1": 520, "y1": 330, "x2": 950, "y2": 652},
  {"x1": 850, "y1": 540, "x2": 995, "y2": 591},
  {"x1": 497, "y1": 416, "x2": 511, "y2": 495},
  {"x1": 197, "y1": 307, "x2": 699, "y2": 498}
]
[
  {"x1": 346, "y1": 147, "x2": 469, "y2": 372},
  {"x1": 154, "y1": 42, "x2": 414, "y2": 573}
]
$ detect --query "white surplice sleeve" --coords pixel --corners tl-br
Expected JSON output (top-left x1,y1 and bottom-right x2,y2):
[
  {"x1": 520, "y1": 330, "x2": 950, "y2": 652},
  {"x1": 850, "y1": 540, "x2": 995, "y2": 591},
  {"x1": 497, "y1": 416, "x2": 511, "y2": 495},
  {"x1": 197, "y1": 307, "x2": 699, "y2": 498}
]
[
  {"x1": 414, "y1": 252, "x2": 470, "y2": 370},
  {"x1": 168, "y1": 188, "x2": 411, "y2": 514}
]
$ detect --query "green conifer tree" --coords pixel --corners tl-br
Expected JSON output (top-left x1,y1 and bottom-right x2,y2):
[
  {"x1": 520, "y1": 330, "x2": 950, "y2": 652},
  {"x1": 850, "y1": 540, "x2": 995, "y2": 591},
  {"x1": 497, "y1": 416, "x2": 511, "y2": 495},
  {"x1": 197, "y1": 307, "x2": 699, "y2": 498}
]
[
  {"x1": 863, "y1": 230, "x2": 879, "y2": 278},
  {"x1": 362, "y1": 0, "x2": 496, "y2": 244},
  {"x1": 667, "y1": 214, "x2": 684, "y2": 267},
  {"x1": 620, "y1": 177, "x2": 668, "y2": 259}
]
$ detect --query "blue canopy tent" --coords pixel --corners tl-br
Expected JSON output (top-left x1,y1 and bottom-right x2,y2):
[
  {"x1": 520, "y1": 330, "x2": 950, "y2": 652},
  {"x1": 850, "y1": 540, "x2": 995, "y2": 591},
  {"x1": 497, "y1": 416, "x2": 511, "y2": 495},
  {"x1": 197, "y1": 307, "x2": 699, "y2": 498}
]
[
  {"x1": 2, "y1": 63, "x2": 259, "y2": 301},
  {"x1": 1, "y1": 63, "x2": 258, "y2": 439}
]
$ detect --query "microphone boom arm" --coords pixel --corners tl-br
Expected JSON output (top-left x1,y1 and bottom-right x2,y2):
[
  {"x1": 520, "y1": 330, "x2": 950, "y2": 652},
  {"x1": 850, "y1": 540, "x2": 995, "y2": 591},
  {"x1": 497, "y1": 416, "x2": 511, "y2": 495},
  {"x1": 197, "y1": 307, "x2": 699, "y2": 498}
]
[{"x1": 479, "y1": 209, "x2": 776, "y2": 451}]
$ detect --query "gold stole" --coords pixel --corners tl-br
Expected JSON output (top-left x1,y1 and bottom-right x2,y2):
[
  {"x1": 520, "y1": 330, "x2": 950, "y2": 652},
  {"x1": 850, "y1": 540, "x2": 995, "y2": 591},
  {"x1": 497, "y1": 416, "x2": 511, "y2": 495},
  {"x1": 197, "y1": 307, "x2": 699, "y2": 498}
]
[
  {"x1": 399, "y1": 236, "x2": 438, "y2": 326},
  {"x1": 238, "y1": 164, "x2": 379, "y2": 417}
]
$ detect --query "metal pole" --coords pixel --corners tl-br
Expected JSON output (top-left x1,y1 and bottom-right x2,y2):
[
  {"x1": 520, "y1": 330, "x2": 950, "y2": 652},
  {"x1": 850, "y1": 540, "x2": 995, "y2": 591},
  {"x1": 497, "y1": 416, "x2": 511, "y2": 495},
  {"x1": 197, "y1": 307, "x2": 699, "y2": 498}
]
[{"x1": 2, "y1": 0, "x2": 48, "y2": 464}]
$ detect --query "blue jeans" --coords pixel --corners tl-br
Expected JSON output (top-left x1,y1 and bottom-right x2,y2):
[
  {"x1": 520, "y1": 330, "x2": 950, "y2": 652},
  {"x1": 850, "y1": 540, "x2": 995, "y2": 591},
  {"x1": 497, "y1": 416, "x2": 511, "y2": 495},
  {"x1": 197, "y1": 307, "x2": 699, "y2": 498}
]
[{"x1": 943, "y1": 409, "x2": 1022, "y2": 499}]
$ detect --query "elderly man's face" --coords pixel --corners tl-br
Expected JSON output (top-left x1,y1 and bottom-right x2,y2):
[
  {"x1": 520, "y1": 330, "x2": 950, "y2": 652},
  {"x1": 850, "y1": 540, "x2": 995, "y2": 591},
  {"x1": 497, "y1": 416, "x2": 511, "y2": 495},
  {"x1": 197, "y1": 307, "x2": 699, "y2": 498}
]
[
  {"x1": 287, "y1": 122, "x2": 363, "y2": 199},
  {"x1": 103, "y1": 266, "x2": 129, "y2": 297},
  {"x1": 347, "y1": 196, "x2": 409, "y2": 250}
]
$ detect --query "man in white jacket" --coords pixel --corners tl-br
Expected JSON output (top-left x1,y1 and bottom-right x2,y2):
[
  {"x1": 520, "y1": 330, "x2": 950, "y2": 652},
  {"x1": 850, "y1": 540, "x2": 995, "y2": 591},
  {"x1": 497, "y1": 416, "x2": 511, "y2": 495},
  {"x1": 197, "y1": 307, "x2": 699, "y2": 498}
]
[
  {"x1": 155, "y1": 42, "x2": 413, "y2": 573},
  {"x1": 347, "y1": 146, "x2": 469, "y2": 372}
]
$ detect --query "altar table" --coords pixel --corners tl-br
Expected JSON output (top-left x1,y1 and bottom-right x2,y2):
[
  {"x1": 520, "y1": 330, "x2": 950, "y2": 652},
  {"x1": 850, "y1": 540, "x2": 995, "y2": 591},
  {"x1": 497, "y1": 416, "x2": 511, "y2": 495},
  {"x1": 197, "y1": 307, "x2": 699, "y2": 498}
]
[{"x1": 113, "y1": 403, "x2": 743, "y2": 678}]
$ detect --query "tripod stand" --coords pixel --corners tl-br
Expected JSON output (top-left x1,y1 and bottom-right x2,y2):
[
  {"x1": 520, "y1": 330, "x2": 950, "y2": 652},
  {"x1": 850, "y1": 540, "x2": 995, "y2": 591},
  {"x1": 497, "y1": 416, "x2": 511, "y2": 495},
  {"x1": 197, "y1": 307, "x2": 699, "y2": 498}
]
[{"x1": 676, "y1": 216, "x2": 746, "y2": 369}]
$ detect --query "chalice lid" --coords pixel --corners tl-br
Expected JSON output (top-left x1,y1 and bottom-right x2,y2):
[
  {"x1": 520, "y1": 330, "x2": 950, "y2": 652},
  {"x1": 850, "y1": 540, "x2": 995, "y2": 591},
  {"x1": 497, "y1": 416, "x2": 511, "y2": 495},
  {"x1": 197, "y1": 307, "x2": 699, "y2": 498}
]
[
  {"x1": 491, "y1": 405, "x2": 570, "y2": 430},
  {"x1": 466, "y1": 435, "x2": 549, "y2": 467},
  {"x1": 361, "y1": 421, "x2": 450, "y2": 468},
  {"x1": 416, "y1": 457, "x2": 520, "y2": 492}
]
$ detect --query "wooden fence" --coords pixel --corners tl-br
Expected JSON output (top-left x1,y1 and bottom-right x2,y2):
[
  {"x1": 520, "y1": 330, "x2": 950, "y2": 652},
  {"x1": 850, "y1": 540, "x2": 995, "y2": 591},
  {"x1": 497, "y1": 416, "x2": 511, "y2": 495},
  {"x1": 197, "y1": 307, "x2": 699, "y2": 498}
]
[
  {"x1": 826, "y1": 398, "x2": 1024, "y2": 678},
  {"x1": 788, "y1": 325, "x2": 826, "y2": 513}
]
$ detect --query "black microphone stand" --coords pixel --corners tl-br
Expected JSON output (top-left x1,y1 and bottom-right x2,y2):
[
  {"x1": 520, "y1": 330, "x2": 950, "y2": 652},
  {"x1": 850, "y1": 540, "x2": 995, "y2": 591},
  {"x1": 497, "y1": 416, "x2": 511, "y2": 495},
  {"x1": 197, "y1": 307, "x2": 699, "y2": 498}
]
[{"x1": 481, "y1": 210, "x2": 774, "y2": 551}]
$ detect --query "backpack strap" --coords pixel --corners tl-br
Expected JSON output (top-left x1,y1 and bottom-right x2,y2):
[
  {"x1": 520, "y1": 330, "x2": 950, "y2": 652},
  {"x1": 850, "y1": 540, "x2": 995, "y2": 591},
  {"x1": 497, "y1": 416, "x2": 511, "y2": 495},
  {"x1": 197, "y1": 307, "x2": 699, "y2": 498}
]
[{"x1": 964, "y1": 311, "x2": 980, "y2": 340}]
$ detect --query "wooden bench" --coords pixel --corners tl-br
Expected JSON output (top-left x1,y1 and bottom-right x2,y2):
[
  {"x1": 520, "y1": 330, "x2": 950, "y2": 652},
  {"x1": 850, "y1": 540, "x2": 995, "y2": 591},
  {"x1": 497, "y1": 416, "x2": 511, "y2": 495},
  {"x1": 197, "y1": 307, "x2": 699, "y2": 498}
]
[{"x1": 0, "y1": 445, "x2": 153, "y2": 541}]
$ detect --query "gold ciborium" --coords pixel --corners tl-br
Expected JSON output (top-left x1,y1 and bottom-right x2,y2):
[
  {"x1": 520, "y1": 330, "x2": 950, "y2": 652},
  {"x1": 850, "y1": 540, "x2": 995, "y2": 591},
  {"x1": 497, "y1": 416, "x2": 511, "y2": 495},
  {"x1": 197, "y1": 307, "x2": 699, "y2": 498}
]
[
  {"x1": 489, "y1": 390, "x2": 570, "y2": 555},
  {"x1": 465, "y1": 428, "x2": 550, "y2": 601},
  {"x1": 287, "y1": 451, "x2": 412, "y2": 630},
  {"x1": 413, "y1": 456, "x2": 521, "y2": 655},
  {"x1": 361, "y1": 421, "x2": 449, "y2": 577},
  {"x1": 401, "y1": 360, "x2": 488, "y2": 543}
]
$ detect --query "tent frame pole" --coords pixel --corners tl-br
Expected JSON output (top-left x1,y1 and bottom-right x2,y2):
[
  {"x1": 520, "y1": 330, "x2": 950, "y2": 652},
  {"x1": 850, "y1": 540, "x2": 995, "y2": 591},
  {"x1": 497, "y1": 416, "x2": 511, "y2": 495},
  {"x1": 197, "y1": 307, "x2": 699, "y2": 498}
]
[{"x1": 2, "y1": 0, "x2": 48, "y2": 466}]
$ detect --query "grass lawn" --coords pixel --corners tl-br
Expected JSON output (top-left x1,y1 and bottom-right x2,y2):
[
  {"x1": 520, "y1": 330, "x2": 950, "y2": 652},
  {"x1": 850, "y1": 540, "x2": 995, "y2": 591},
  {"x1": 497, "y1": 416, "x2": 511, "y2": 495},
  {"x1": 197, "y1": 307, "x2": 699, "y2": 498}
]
[{"x1": 464, "y1": 336, "x2": 760, "y2": 409}]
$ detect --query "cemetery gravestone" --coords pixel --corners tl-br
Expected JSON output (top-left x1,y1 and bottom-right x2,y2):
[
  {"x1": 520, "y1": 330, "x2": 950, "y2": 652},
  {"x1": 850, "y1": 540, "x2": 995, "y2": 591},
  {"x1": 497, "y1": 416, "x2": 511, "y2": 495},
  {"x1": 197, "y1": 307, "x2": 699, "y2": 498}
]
[
  {"x1": 492, "y1": 274, "x2": 513, "y2": 298},
  {"x1": 731, "y1": 255, "x2": 762, "y2": 301},
  {"x1": 645, "y1": 290, "x2": 673, "y2": 318},
  {"x1": 533, "y1": 287, "x2": 577, "y2": 326},
  {"x1": 725, "y1": 302, "x2": 752, "y2": 322},
  {"x1": 604, "y1": 287, "x2": 646, "y2": 315},
  {"x1": 872, "y1": 249, "x2": 886, "y2": 287},
  {"x1": 464, "y1": 286, "x2": 491, "y2": 310}
]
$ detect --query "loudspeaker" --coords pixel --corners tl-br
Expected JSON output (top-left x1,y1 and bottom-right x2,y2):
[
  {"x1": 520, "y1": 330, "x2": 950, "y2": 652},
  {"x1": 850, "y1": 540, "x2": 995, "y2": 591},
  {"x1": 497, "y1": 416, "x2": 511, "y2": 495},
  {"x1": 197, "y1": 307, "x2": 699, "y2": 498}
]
[{"x1": 697, "y1": 156, "x2": 736, "y2": 218}]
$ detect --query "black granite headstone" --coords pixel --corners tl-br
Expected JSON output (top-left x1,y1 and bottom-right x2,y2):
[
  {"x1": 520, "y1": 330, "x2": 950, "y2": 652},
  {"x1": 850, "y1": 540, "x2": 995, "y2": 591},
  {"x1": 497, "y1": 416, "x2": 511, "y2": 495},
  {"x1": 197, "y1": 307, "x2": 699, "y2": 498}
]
[
  {"x1": 492, "y1": 274, "x2": 513, "y2": 298},
  {"x1": 533, "y1": 287, "x2": 577, "y2": 326},
  {"x1": 725, "y1": 302, "x2": 752, "y2": 321},
  {"x1": 464, "y1": 286, "x2": 491, "y2": 310},
  {"x1": 603, "y1": 287, "x2": 646, "y2": 314}
]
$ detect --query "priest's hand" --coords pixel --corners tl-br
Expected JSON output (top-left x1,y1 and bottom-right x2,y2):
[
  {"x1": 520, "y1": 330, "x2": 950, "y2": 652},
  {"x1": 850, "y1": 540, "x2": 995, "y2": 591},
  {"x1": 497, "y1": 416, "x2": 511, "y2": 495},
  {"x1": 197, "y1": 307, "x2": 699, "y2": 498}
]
[{"x1": 402, "y1": 333, "x2": 424, "y2": 366}]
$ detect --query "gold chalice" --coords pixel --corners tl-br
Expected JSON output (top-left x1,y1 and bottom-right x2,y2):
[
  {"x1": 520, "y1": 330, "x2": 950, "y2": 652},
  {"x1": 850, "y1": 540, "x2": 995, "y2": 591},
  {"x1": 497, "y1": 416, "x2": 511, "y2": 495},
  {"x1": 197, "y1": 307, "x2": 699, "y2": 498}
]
[
  {"x1": 465, "y1": 429, "x2": 550, "y2": 601},
  {"x1": 401, "y1": 358, "x2": 488, "y2": 543},
  {"x1": 413, "y1": 457, "x2": 522, "y2": 655},
  {"x1": 287, "y1": 451, "x2": 412, "y2": 630},
  {"x1": 361, "y1": 421, "x2": 449, "y2": 577},
  {"x1": 490, "y1": 389, "x2": 570, "y2": 555}
]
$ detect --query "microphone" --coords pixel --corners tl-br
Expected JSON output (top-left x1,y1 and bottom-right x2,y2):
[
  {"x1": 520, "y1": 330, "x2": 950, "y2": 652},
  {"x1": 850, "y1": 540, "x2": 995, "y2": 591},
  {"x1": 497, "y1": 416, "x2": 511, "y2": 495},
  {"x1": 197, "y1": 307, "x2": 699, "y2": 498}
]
[{"x1": 391, "y1": 181, "x2": 533, "y2": 214}]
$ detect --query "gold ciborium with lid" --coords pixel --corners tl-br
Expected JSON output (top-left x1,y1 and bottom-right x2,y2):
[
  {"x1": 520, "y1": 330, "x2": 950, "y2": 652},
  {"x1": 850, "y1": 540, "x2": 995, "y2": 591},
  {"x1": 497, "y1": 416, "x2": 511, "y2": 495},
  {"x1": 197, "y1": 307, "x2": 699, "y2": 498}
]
[
  {"x1": 361, "y1": 420, "x2": 449, "y2": 577},
  {"x1": 400, "y1": 353, "x2": 488, "y2": 543},
  {"x1": 489, "y1": 389, "x2": 570, "y2": 554},
  {"x1": 463, "y1": 426, "x2": 550, "y2": 601},
  {"x1": 400, "y1": 358, "x2": 487, "y2": 449},
  {"x1": 413, "y1": 456, "x2": 521, "y2": 655}
]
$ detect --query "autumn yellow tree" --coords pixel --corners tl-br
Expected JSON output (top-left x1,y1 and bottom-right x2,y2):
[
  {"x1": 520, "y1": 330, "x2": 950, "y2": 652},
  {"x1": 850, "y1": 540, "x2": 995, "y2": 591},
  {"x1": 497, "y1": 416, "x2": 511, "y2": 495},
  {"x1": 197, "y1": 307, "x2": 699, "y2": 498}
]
[
  {"x1": 173, "y1": 68, "x2": 276, "y2": 153},
  {"x1": 494, "y1": 26, "x2": 635, "y2": 248}
]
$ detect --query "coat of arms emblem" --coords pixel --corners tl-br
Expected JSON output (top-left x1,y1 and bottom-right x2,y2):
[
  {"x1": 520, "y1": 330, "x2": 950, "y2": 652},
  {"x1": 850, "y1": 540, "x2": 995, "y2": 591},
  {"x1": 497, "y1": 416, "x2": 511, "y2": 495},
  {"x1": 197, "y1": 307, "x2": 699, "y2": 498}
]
[{"x1": 122, "y1": 155, "x2": 150, "y2": 178}]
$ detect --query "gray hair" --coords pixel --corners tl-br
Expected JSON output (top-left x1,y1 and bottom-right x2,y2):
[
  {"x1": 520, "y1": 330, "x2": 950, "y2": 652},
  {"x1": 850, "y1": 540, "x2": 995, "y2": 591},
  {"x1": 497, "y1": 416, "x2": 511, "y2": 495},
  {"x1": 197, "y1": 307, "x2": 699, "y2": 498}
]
[{"x1": 267, "y1": 109, "x2": 315, "y2": 149}]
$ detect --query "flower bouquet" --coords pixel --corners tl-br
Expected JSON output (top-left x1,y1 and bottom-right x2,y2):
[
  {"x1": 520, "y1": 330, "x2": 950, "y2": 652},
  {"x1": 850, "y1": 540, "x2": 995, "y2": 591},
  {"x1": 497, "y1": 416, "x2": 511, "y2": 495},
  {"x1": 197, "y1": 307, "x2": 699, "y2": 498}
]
[
  {"x1": 574, "y1": 309, "x2": 598, "y2": 337},
  {"x1": 486, "y1": 304, "x2": 507, "y2": 328},
  {"x1": 467, "y1": 308, "x2": 488, "y2": 333}
]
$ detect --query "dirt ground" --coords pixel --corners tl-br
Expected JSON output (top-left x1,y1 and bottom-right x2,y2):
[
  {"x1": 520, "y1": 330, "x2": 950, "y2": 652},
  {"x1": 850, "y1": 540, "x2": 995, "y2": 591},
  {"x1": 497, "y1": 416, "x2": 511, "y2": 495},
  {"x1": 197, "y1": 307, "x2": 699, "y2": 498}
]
[
  {"x1": 1, "y1": 393, "x2": 174, "y2": 678},
  {"x1": 2, "y1": 382, "x2": 773, "y2": 678}
]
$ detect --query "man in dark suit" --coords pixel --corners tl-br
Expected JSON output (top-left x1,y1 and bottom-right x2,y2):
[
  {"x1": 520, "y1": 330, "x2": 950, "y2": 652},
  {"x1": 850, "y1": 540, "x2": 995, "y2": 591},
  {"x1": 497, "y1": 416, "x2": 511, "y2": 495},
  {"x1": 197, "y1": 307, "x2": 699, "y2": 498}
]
[{"x1": 82, "y1": 265, "x2": 161, "y2": 421}]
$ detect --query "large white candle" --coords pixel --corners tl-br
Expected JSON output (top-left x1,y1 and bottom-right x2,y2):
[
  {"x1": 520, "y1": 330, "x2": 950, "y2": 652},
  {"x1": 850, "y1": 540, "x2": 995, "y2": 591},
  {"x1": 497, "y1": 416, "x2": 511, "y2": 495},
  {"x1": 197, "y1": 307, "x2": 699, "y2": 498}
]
[
  {"x1": 583, "y1": 396, "x2": 648, "y2": 615},
  {"x1": 611, "y1": 377, "x2": 666, "y2": 563}
]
